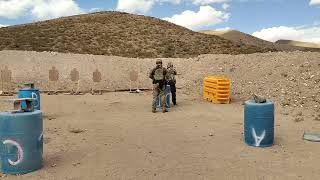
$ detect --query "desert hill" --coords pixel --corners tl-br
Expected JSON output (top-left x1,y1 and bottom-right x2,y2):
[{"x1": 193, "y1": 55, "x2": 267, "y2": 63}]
[
  {"x1": 201, "y1": 29, "x2": 320, "y2": 52},
  {"x1": 276, "y1": 39, "x2": 320, "y2": 49},
  {"x1": 200, "y1": 29, "x2": 275, "y2": 48},
  {"x1": 0, "y1": 12, "x2": 273, "y2": 58}
]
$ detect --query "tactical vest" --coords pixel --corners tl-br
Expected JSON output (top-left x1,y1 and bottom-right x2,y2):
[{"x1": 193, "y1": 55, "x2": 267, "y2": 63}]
[{"x1": 154, "y1": 68, "x2": 164, "y2": 81}]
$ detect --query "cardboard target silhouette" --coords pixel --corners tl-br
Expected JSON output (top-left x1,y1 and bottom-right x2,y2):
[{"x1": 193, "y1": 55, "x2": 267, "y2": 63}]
[
  {"x1": 91, "y1": 69, "x2": 102, "y2": 95},
  {"x1": 48, "y1": 66, "x2": 59, "y2": 93},
  {"x1": 1, "y1": 66, "x2": 12, "y2": 83},
  {"x1": 70, "y1": 68, "x2": 80, "y2": 93},
  {"x1": 129, "y1": 70, "x2": 138, "y2": 82},
  {"x1": 129, "y1": 70, "x2": 139, "y2": 92},
  {"x1": 93, "y1": 69, "x2": 102, "y2": 83},
  {"x1": 1, "y1": 66, "x2": 12, "y2": 92},
  {"x1": 70, "y1": 68, "x2": 79, "y2": 82},
  {"x1": 49, "y1": 66, "x2": 59, "y2": 82}
]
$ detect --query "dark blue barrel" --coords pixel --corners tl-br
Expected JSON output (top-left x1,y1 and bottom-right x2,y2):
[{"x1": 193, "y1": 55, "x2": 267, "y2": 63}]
[
  {"x1": 18, "y1": 88, "x2": 40, "y2": 110},
  {"x1": 244, "y1": 100, "x2": 274, "y2": 147},
  {"x1": 156, "y1": 85, "x2": 171, "y2": 109},
  {"x1": 0, "y1": 111, "x2": 43, "y2": 174}
]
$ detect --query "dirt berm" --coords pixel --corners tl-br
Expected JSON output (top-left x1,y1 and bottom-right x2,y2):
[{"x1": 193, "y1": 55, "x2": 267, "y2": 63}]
[{"x1": 0, "y1": 50, "x2": 319, "y2": 114}]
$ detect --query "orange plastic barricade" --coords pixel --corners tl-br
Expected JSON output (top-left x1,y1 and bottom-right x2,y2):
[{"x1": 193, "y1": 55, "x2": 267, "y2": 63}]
[{"x1": 203, "y1": 76, "x2": 230, "y2": 104}]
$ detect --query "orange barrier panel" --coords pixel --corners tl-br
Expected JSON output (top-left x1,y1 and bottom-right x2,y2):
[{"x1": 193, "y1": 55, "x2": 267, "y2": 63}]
[{"x1": 203, "y1": 76, "x2": 230, "y2": 104}]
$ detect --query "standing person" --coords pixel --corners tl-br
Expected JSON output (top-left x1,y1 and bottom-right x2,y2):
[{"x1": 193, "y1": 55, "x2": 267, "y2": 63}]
[
  {"x1": 149, "y1": 59, "x2": 167, "y2": 113},
  {"x1": 166, "y1": 62, "x2": 177, "y2": 106}
]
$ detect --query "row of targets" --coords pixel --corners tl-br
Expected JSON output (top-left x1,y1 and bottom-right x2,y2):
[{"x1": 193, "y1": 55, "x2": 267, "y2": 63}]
[
  {"x1": 49, "y1": 66, "x2": 102, "y2": 83},
  {"x1": 1, "y1": 66, "x2": 141, "y2": 94}
]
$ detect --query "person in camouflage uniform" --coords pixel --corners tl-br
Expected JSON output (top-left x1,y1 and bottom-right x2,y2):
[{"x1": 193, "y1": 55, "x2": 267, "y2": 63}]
[
  {"x1": 149, "y1": 59, "x2": 167, "y2": 113},
  {"x1": 166, "y1": 62, "x2": 177, "y2": 105}
]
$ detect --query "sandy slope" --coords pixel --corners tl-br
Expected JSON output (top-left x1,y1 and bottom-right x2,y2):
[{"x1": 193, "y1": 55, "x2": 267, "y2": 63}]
[
  {"x1": 200, "y1": 29, "x2": 275, "y2": 48},
  {"x1": 0, "y1": 12, "x2": 271, "y2": 58}
]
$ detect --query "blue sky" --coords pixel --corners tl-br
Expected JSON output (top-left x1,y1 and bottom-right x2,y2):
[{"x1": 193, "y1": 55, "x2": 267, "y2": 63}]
[{"x1": 0, "y1": 0, "x2": 320, "y2": 42}]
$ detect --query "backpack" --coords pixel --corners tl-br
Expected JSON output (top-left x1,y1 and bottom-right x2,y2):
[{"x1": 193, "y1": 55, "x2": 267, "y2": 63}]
[{"x1": 154, "y1": 68, "x2": 164, "y2": 81}]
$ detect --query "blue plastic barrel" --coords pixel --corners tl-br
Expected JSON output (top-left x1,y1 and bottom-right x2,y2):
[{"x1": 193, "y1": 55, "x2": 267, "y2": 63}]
[
  {"x1": 244, "y1": 100, "x2": 274, "y2": 147},
  {"x1": 0, "y1": 111, "x2": 43, "y2": 174},
  {"x1": 156, "y1": 85, "x2": 171, "y2": 109},
  {"x1": 18, "y1": 88, "x2": 41, "y2": 110}
]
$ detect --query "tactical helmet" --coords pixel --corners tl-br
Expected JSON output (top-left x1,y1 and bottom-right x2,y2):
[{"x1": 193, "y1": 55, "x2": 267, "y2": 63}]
[
  {"x1": 156, "y1": 59, "x2": 162, "y2": 65},
  {"x1": 167, "y1": 62, "x2": 173, "y2": 68}
]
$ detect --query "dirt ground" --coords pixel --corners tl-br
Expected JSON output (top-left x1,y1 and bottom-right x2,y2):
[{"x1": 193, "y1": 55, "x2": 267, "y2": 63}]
[{"x1": 0, "y1": 91, "x2": 320, "y2": 180}]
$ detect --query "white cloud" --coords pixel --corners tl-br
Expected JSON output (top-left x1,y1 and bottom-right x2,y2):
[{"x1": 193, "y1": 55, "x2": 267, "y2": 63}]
[
  {"x1": 163, "y1": 5, "x2": 229, "y2": 30},
  {"x1": 191, "y1": 0, "x2": 229, "y2": 5},
  {"x1": 0, "y1": 0, "x2": 34, "y2": 19},
  {"x1": 159, "y1": 0, "x2": 181, "y2": 4},
  {"x1": 116, "y1": 0, "x2": 183, "y2": 14},
  {"x1": 252, "y1": 26, "x2": 320, "y2": 43},
  {"x1": 116, "y1": 0, "x2": 229, "y2": 14},
  {"x1": 116, "y1": 0, "x2": 155, "y2": 14},
  {"x1": 31, "y1": 0, "x2": 83, "y2": 20},
  {"x1": 222, "y1": 3, "x2": 230, "y2": 10},
  {"x1": 0, "y1": 0, "x2": 83, "y2": 20},
  {"x1": 0, "y1": 24, "x2": 8, "y2": 28},
  {"x1": 310, "y1": 0, "x2": 320, "y2": 5}
]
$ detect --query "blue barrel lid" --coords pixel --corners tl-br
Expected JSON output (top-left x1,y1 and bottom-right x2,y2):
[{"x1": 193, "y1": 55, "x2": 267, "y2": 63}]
[
  {"x1": 19, "y1": 88, "x2": 40, "y2": 91},
  {"x1": 0, "y1": 110, "x2": 42, "y2": 117},
  {"x1": 245, "y1": 100, "x2": 274, "y2": 106}
]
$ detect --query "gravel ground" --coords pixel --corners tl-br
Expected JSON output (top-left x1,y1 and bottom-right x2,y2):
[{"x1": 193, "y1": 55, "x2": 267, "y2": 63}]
[{"x1": 0, "y1": 92, "x2": 319, "y2": 180}]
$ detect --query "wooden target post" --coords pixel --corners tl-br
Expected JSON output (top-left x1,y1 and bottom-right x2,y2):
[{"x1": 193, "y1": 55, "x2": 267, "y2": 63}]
[
  {"x1": 92, "y1": 69, "x2": 102, "y2": 95},
  {"x1": 70, "y1": 68, "x2": 80, "y2": 95}
]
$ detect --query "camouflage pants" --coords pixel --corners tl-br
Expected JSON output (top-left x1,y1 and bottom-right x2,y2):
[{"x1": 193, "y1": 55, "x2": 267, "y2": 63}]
[{"x1": 152, "y1": 83, "x2": 165, "y2": 110}]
